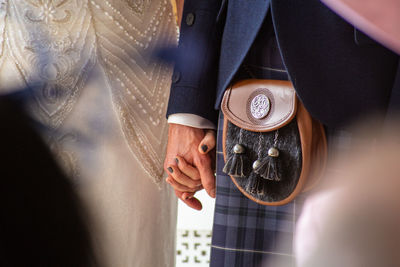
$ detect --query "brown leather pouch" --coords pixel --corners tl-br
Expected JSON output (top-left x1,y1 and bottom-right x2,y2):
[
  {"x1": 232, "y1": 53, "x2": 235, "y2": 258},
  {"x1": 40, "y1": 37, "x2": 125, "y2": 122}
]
[{"x1": 221, "y1": 79, "x2": 327, "y2": 205}]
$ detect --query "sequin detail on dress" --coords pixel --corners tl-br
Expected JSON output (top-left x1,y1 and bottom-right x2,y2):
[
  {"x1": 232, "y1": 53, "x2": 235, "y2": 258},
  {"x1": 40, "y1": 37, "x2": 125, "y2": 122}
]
[
  {"x1": 7, "y1": 0, "x2": 96, "y2": 128},
  {"x1": 0, "y1": 0, "x2": 177, "y2": 183},
  {"x1": 91, "y1": 0, "x2": 177, "y2": 182}
]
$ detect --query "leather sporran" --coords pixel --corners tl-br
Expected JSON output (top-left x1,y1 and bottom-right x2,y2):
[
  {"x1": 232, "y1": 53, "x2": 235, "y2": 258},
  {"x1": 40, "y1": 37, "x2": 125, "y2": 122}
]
[{"x1": 221, "y1": 79, "x2": 327, "y2": 205}]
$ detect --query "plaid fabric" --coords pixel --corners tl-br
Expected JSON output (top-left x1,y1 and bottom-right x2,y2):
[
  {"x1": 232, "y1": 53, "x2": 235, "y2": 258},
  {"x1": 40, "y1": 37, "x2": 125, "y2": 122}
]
[
  {"x1": 209, "y1": 22, "x2": 306, "y2": 266},
  {"x1": 208, "y1": 15, "x2": 355, "y2": 266},
  {"x1": 210, "y1": 112, "x2": 306, "y2": 267},
  {"x1": 210, "y1": 112, "x2": 355, "y2": 267}
]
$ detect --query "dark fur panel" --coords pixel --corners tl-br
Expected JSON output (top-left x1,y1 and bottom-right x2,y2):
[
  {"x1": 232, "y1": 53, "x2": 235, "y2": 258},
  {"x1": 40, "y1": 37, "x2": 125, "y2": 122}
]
[{"x1": 225, "y1": 119, "x2": 302, "y2": 202}]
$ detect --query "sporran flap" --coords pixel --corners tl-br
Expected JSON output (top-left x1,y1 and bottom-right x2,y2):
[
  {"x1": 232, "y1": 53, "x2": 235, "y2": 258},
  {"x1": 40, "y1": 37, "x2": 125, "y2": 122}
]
[{"x1": 221, "y1": 79, "x2": 297, "y2": 132}]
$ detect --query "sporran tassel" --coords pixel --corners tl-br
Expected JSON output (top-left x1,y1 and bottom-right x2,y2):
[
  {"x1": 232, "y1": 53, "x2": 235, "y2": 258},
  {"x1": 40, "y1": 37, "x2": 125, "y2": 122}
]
[
  {"x1": 253, "y1": 153, "x2": 280, "y2": 181},
  {"x1": 253, "y1": 131, "x2": 281, "y2": 181},
  {"x1": 222, "y1": 145, "x2": 245, "y2": 177},
  {"x1": 247, "y1": 172, "x2": 265, "y2": 195},
  {"x1": 223, "y1": 128, "x2": 246, "y2": 177}
]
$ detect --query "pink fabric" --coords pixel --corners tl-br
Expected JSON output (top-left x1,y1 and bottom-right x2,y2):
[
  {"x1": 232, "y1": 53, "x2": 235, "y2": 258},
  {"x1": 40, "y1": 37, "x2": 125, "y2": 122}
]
[
  {"x1": 322, "y1": 0, "x2": 400, "y2": 54},
  {"x1": 294, "y1": 189, "x2": 343, "y2": 267}
]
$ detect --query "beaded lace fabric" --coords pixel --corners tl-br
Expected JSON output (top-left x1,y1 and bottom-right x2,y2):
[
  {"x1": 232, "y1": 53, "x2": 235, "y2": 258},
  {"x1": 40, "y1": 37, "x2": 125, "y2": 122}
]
[
  {"x1": 0, "y1": 1, "x2": 177, "y2": 266},
  {"x1": 0, "y1": 0, "x2": 177, "y2": 183}
]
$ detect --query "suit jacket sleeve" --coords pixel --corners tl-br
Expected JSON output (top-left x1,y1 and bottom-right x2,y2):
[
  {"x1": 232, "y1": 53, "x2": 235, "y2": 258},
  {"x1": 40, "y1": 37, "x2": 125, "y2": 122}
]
[{"x1": 166, "y1": 0, "x2": 223, "y2": 125}]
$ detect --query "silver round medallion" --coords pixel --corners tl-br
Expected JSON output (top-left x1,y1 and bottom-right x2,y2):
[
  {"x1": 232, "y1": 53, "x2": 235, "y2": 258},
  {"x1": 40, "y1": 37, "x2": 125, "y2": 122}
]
[
  {"x1": 268, "y1": 147, "x2": 279, "y2": 157},
  {"x1": 233, "y1": 144, "x2": 245, "y2": 154},
  {"x1": 252, "y1": 159, "x2": 261, "y2": 170},
  {"x1": 250, "y1": 94, "x2": 270, "y2": 119}
]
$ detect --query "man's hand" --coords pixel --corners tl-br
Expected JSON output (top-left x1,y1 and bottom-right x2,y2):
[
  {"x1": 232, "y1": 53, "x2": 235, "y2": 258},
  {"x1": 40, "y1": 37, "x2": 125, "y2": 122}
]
[{"x1": 164, "y1": 124, "x2": 216, "y2": 210}]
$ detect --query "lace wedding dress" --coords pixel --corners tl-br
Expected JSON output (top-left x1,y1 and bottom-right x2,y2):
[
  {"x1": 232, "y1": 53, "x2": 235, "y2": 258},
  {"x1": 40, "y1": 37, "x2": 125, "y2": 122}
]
[{"x1": 0, "y1": 1, "x2": 177, "y2": 266}]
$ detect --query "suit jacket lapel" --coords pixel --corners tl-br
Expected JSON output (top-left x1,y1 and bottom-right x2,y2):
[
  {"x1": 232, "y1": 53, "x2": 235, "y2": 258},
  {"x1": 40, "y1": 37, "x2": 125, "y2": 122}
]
[{"x1": 216, "y1": 0, "x2": 270, "y2": 107}]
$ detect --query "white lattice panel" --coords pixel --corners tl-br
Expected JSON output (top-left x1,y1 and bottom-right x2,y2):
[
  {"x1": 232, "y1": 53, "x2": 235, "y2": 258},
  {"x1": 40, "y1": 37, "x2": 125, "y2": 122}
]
[{"x1": 176, "y1": 229, "x2": 212, "y2": 266}]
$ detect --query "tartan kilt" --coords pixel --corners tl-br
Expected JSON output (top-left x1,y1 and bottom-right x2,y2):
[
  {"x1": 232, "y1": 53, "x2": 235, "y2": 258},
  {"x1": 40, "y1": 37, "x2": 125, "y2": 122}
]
[
  {"x1": 210, "y1": 112, "x2": 306, "y2": 267},
  {"x1": 209, "y1": 25, "x2": 315, "y2": 266}
]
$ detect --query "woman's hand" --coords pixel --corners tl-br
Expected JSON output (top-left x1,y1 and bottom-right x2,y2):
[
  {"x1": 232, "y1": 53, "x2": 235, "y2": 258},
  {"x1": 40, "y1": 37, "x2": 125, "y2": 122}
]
[{"x1": 164, "y1": 125, "x2": 216, "y2": 210}]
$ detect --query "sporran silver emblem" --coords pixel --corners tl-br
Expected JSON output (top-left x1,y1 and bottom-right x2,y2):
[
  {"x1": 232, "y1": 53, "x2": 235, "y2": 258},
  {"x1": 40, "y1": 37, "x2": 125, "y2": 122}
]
[{"x1": 250, "y1": 94, "x2": 270, "y2": 119}]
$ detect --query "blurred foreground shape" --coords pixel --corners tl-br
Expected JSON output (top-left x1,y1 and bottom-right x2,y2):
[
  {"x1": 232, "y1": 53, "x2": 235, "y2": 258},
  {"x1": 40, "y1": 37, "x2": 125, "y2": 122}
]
[{"x1": 295, "y1": 121, "x2": 400, "y2": 267}]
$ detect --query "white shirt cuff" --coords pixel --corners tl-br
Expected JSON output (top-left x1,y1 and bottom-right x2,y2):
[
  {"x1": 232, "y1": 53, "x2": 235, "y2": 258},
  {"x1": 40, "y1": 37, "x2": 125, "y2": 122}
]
[{"x1": 168, "y1": 113, "x2": 217, "y2": 129}]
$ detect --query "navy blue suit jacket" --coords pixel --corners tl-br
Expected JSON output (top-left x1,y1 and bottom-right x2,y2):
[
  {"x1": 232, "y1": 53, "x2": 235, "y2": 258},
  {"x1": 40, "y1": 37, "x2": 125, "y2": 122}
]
[{"x1": 167, "y1": 0, "x2": 399, "y2": 128}]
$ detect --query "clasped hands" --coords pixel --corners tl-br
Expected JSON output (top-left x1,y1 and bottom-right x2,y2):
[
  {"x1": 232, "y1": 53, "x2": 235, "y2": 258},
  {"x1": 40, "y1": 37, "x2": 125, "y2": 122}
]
[{"x1": 163, "y1": 124, "x2": 216, "y2": 210}]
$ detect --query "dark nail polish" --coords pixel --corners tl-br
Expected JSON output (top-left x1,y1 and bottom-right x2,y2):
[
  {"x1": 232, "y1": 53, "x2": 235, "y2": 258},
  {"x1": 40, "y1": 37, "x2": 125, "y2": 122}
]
[
  {"x1": 184, "y1": 195, "x2": 193, "y2": 200},
  {"x1": 167, "y1": 167, "x2": 173, "y2": 173},
  {"x1": 201, "y1": 145, "x2": 208, "y2": 153},
  {"x1": 175, "y1": 158, "x2": 179, "y2": 164}
]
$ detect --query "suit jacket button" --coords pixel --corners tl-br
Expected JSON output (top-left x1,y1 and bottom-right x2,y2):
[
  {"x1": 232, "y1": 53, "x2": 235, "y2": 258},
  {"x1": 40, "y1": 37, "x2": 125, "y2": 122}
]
[
  {"x1": 172, "y1": 71, "x2": 180, "y2": 83},
  {"x1": 186, "y1": 13, "x2": 195, "y2": 26}
]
